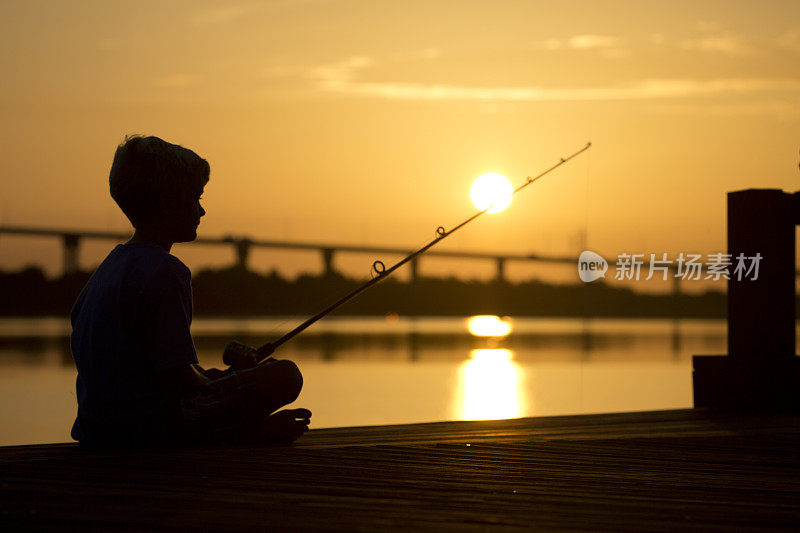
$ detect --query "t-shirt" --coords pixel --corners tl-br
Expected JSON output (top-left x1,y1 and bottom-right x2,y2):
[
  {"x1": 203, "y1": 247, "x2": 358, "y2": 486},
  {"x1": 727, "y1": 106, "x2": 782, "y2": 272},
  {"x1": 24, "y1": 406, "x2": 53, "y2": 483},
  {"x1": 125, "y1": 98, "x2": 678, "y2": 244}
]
[{"x1": 69, "y1": 241, "x2": 199, "y2": 444}]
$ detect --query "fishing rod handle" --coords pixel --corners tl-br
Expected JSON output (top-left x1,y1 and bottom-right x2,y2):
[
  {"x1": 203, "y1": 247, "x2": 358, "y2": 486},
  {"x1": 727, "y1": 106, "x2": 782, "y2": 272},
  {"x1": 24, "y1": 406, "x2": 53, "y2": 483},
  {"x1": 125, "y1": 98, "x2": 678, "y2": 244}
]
[
  {"x1": 222, "y1": 340, "x2": 277, "y2": 369},
  {"x1": 255, "y1": 342, "x2": 276, "y2": 363}
]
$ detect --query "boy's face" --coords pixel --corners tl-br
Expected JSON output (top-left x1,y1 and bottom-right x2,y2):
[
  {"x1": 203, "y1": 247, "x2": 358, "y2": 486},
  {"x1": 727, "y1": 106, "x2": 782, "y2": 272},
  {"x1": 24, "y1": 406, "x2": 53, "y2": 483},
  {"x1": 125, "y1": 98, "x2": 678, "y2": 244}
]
[{"x1": 165, "y1": 186, "x2": 206, "y2": 243}]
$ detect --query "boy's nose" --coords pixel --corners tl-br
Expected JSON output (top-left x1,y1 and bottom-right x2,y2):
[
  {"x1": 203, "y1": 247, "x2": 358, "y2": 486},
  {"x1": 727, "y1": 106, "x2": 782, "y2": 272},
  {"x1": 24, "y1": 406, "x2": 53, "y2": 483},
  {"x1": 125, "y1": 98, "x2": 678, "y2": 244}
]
[{"x1": 199, "y1": 205, "x2": 206, "y2": 217}]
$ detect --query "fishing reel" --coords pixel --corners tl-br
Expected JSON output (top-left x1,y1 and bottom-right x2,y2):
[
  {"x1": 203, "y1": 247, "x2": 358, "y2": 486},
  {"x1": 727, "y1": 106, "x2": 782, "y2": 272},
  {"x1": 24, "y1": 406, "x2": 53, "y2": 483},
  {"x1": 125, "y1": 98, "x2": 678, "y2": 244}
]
[{"x1": 222, "y1": 341, "x2": 259, "y2": 369}]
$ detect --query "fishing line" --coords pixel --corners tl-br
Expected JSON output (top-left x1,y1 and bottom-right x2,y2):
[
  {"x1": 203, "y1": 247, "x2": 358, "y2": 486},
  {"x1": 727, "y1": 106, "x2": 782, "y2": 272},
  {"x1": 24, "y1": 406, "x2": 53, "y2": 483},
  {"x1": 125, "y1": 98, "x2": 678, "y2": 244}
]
[
  {"x1": 580, "y1": 145, "x2": 593, "y2": 413},
  {"x1": 224, "y1": 142, "x2": 593, "y2": 367},
  {"x1": 583, "y1": 144, "x2": 592, "y2": 250}
]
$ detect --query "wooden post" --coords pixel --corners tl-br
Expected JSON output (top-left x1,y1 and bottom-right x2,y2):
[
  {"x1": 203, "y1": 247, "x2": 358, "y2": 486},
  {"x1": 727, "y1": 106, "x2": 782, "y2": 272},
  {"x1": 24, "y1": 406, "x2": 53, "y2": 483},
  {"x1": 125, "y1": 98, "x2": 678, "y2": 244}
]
[{"x1": 693, "y1": 189, "x2": 800, "y2": 410}]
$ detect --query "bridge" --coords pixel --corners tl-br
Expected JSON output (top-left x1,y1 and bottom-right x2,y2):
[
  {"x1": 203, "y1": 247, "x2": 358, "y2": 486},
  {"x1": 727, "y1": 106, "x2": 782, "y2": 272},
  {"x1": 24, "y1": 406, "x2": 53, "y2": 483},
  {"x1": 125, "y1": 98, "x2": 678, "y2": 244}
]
[
  {"x1": 0, "y1": 225, "x2": 577, "y2": 284},
  {"x1": 3, "y1": 224, "x2": 778, "y2": 295}
]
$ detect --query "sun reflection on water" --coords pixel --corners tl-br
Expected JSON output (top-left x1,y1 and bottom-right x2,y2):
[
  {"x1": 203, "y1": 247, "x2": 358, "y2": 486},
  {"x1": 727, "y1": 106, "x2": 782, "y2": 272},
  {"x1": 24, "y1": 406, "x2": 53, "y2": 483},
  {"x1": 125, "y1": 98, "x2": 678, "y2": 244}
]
[
  {"x1": 454, "y1": 348, "x2": 527, "y2": 421},
  {"x1": 465, "y1": 315, "x2": 512, "y2": 337}
]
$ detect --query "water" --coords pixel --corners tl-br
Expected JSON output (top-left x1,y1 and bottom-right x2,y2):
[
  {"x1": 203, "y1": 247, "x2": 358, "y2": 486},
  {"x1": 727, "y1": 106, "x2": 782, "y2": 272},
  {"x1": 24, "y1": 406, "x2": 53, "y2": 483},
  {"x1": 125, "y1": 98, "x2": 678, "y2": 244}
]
[{"x1": 0, "y1": 316, "x2": 729, "y2": 446}]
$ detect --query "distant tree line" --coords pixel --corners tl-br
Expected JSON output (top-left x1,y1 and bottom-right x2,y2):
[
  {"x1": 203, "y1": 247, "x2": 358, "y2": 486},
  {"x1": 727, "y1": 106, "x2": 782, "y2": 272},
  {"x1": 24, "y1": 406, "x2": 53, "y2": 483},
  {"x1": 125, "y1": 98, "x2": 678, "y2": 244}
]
[{"x1": 0, "y1": 264, "x2": 734, "y2": 318}]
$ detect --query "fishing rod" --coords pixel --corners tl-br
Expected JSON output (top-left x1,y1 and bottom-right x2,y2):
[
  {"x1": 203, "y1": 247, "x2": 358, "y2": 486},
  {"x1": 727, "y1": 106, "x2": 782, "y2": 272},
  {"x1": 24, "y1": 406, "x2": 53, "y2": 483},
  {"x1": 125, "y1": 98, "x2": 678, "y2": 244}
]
[{"x1": 223, "y1": 142, "x2": 592, "y2": 368}]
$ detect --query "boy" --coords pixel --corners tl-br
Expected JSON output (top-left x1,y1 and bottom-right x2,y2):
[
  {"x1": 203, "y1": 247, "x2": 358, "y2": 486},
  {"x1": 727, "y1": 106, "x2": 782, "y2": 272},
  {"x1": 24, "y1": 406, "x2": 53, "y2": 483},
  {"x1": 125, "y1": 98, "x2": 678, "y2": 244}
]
[{"x1": 70, "y1": 135, "x2": 311, "y2": 446}]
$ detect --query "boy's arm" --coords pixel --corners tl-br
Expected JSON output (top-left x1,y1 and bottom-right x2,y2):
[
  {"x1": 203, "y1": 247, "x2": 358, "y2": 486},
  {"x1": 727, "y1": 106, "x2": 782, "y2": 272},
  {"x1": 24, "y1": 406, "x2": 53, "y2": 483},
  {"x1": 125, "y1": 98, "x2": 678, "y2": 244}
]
[
  {"x1": 143, "y1": 257, "x2": 203, "y2": 384},
  {"x1": 159, "y1": 363, "x2": 211, "y2": 392}
]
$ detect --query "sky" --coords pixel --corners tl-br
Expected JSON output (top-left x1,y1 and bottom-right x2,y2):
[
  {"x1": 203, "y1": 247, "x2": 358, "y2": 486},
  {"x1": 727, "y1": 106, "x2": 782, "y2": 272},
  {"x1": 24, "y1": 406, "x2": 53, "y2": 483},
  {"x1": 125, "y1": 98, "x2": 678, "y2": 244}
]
[{"x1": 0, "y1": 0, "x2": 798, "y2": 288}]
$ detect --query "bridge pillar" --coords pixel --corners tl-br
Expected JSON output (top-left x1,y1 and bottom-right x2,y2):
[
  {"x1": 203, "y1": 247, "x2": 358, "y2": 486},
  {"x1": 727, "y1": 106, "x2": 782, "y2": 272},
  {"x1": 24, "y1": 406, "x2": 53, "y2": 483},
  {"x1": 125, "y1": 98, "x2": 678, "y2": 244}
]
[
  {"x1": 235, "y1": 239, "x2": 252, "y2": 270},
  {"x1": 495, "y1": 257, "x2": 507, "y2": 284},
  {"x1": 670, "y1": 269, "x2": 683, "y2": 354},
  {"x1": 410, "y1": 257, "x2": 419, "y2": 283},
  {"x1": 322, "y1": 248, "x2": 336, "y2": 277},
  {"x1": 671, "y1": 269, "x2": 682, "y2": 316},
  {"x1": 61, "y1": 233, "x2": 80, "y2": 276},
  {"x1": 671, "y1": 271, "x2": 681, "y2": 297}
]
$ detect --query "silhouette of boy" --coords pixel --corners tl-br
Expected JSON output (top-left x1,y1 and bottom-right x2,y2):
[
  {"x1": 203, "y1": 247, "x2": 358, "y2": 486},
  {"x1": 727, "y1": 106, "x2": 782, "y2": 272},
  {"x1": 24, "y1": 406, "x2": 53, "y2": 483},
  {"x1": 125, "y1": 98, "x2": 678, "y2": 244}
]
[{"x1": 70, "y1": 135, "x2": 311, "y2": 446}]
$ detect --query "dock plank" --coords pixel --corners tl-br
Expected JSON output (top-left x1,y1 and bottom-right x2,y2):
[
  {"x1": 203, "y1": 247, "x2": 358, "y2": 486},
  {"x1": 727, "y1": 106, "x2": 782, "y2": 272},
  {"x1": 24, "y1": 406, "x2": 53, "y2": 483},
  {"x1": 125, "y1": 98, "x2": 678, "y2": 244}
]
[{"x1": 2, "y1": 409, "x2": 800, "y2": 531}]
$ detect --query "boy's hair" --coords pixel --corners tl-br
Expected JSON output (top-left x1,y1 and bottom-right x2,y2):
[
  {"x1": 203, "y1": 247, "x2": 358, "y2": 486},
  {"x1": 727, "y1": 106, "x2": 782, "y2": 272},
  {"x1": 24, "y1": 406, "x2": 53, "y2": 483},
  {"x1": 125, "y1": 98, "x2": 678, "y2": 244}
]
[{"x1": 109, "y1": 135, "x2": 210, "y2": 228}]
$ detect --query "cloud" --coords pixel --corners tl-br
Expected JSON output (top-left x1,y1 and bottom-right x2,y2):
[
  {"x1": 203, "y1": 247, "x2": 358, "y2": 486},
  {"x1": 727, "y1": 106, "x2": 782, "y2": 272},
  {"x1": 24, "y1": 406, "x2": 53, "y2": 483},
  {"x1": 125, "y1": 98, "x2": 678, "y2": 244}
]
[
  {"x1": 567, "y1": 35, "x2": 621, "y2": 49},
  {"x1": 268, "y1": 54, "x2": 800, "y2": 104},
  {"x1": 320, "y1": 70, "x2": 800, "y2": 102},
  {"x1": 776, "y1": 29, "x2": 800, "y2": 51},
  {"x1": 534, "y1": 34, "x2": 628, "y2": 58},
  {"x1": 654, "y1": 100, "x2": 800, "y2": 120},
  {"x1": 537, "y1": 34, "x2": 623, "y2": 51},
  {"x1": 680, "y1": 35, "x2": 752, "y2": 55},
  {"x1": 310, "y1": 56, "x2": 375, "y2": 89},
  {"x1": 309, "y1": 57, "x2": 800, "y2": 101},
  {"x1": 332, "y1": 79, "x2": 800, "y2": 101},
  {"x1": 192, "y1": 0, "x2": 334, "y2": 26}
]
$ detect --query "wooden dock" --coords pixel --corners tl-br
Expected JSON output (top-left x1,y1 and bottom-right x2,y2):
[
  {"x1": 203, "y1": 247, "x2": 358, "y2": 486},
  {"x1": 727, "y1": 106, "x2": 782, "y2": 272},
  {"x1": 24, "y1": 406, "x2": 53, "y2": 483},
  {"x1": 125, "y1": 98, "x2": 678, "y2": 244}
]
[{"x1": 2, "y1": 409, "x2": 800, "y2": 530}]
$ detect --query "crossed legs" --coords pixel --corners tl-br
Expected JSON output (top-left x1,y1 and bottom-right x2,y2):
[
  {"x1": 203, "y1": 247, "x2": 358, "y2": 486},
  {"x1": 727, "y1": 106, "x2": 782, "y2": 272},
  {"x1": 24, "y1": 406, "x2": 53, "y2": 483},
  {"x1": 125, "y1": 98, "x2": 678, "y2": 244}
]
[{"x1": 177, "y1": 358, "x2": 311, "y2": 445}]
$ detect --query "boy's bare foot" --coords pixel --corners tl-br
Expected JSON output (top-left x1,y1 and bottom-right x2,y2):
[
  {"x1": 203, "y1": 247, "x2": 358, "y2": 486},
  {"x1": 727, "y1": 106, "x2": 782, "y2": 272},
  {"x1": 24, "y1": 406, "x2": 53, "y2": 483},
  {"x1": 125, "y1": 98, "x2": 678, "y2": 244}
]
[{"x1": 258, "y1": 408, "x2": 311, "y2": 445}]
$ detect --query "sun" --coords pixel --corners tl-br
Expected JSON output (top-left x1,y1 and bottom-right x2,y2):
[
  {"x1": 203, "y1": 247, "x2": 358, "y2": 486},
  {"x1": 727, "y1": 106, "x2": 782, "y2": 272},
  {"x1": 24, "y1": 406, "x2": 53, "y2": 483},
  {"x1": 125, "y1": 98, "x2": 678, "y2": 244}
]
[{"x1": 470, "y1": 173, "x2": 513, "y2": 213}]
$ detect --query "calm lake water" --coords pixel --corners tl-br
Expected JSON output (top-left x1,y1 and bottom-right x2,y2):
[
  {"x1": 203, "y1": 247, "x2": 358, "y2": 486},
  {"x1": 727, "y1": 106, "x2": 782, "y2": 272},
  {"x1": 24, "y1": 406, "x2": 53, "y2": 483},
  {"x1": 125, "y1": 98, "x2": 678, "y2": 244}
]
[{"x1": 0, "y1": 316, "x2": 733, "y2": 446}]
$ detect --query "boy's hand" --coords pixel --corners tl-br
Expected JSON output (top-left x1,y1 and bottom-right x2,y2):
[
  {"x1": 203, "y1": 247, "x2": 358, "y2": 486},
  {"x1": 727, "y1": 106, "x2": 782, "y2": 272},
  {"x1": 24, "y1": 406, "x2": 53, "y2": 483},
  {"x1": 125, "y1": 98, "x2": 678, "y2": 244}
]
[
  {"x1": 223, "y1": 341, "x2": 259, "y2": 369},
  {"x1": 200, "y1": 367, "x2": 229, "y2": 380}
]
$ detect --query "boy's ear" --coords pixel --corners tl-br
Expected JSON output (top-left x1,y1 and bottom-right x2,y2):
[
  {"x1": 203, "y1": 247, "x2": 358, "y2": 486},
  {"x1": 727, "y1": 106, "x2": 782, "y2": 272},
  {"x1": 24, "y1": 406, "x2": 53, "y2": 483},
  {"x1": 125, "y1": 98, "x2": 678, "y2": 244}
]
[{"x1": 156, "y1": 193, "x2": 174, "y2": 215}]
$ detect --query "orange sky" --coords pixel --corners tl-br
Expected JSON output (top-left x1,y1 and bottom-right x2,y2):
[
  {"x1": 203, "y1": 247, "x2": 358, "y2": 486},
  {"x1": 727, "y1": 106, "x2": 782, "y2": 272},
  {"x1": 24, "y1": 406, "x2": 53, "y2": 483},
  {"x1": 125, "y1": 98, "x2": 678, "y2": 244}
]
[{"x1": 0, "y1": 0, "x2": 798, "y2": 288}]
